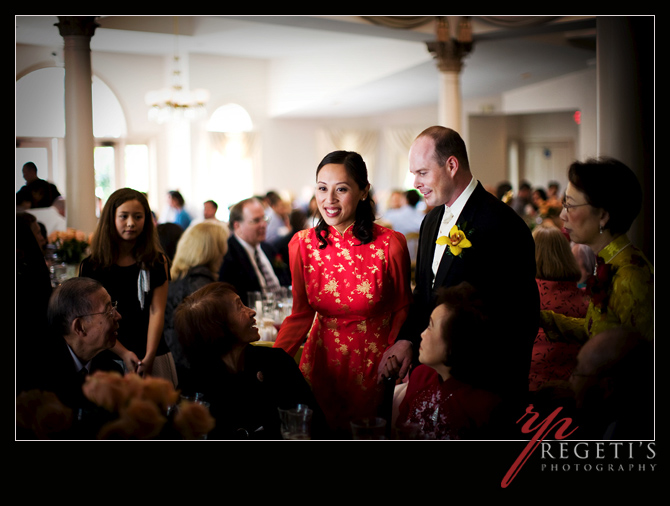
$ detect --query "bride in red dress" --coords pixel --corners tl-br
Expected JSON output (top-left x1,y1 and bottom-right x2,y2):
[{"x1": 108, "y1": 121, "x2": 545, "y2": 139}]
[{"x1": 274, "y1": 151, "x2": 412, "y2": 434}]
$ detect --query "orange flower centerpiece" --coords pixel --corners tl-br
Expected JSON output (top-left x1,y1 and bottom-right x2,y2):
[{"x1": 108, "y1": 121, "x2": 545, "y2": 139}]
[
  {"x1": 17, "y1": 373, "x2": 215, "y2": 440},
  {"x1": 81, "y1": 371, "x2": 215, "y2": 440},
  {"x1": 16, "y1": 390, "x2": 74, "y2": 440},
  {"x1": 48, "y1": 228, "x2": 91, "y2": 264}
]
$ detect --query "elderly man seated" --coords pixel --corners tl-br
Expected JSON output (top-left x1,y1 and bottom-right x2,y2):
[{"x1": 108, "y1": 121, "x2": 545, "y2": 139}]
[{"x1": 19, "y1": 277, "x2": 123, "y2": 436}]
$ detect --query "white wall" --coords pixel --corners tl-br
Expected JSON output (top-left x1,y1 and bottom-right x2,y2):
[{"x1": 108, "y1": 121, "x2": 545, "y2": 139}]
[
  {"x1": 501, "y1": 68, "x2": 597, "y2": 161},
  {"x1": 463, "y1": 67, "x2": 597, "y2": 191}
]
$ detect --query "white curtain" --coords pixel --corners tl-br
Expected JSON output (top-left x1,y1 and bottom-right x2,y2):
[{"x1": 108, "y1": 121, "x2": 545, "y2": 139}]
[
  {"x1": 206, "y1": 131, "x2": 260, "y2": 215},
  {"x1": 384, "y1": 126, "x2": 424, "y2": 188},
  {"x1": 208, "y1": 131, "x2": 257, "y2": 159},
  {"x1": 316, "y1": 126, "x2": 423, "y2": 189},
  {"x1": 316, "y1": 127, "x2": 379, "y2": 176}
]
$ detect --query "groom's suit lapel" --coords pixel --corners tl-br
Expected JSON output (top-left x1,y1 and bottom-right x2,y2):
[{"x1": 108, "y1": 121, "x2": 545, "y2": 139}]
[
  {"x1": 432, "y1": 182, "x2": 483, "y2": 289},
  {"x1": 420, "y1": 205, "x2": 442, "y2": 290}
]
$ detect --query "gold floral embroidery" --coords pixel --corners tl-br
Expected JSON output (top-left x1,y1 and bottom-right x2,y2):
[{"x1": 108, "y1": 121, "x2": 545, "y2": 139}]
[
  {"x1": 357, "y1": 321, "x2": 367, "y2": 333},
  {"x1": 324, "y1": 279, "x2": 339, "y2": 295},
  {"x1": 355, "y1": 373, "x2": 365, "y2": 387},
  {"x1": 339, "y1": 248, "x2": 351, "y2": 261},
  {"x1": 356, "y1": 280, "x2": 372, "y2": 295}
]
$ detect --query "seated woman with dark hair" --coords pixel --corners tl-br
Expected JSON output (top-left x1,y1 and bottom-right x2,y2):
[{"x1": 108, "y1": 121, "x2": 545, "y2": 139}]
[
  {"x1": 174, "y1": 282, "x2": 326, "y2": 439},
  {"x1": 387, "y1": 282, "x2": 503, "y2": 440}
]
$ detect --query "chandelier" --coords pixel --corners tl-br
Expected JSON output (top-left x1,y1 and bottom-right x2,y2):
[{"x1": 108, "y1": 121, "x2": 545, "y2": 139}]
[{"x1": 145, "y1": 17, "x2": 210, "y2": 124}]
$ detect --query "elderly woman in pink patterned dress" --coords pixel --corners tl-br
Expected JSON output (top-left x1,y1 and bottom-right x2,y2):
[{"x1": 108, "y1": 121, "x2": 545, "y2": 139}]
[{"x1": 391, "y1": 282, "x2": 502, "y2": 440}]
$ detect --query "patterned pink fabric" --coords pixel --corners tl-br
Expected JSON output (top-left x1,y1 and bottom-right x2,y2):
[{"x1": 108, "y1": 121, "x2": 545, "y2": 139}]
[
  {"x1": 529, "y1": 279, "x2": 589, "y2": 391},
  {"x1": 397, "y1": 365, "x2": 501, "y2": 439}
]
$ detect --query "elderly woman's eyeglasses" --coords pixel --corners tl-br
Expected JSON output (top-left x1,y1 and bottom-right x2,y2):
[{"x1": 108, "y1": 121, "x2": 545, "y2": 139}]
[
  {"x1": 561, "y1": 198, "x2": 590, "y2": 213},
  {"x1": 77, "y1": 301, "x2": 118, "y2": 319}
]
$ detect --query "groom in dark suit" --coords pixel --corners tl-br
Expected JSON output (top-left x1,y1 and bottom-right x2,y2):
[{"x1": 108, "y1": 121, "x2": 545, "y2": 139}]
[
  {"x1": 379, "y1": 126, "x2": 539, "y2": 409},
  {"x1": 219, "y1": 197, "x2": 291, "y2": 300}
]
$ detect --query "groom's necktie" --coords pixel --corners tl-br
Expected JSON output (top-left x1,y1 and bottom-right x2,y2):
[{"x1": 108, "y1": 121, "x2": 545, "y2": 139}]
[{"x1": 432, "y1": 206, "x2": 455, "y2": 283}]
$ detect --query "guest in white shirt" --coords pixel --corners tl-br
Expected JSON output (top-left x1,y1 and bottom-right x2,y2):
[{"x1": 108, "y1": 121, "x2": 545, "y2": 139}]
[{"x1": 384, "y1": 189, "x2": 425, "y2": 263}]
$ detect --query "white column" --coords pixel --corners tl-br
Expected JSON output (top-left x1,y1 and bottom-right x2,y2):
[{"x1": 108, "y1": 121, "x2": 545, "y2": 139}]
[
  {"x1": 426, "y1": 17, "x2": 473, "y2": 133},
  {"x1": 438, "y1": 70, "x2": 462, "y2": 131},
  {"x1": 57, "y1": 17, "x2": 99, "y2": 234}
]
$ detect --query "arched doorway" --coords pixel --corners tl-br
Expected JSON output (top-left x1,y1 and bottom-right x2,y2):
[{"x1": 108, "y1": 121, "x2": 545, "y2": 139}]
[{"x1": 16, "y1": 67, "x2": 131, "y2": 206}]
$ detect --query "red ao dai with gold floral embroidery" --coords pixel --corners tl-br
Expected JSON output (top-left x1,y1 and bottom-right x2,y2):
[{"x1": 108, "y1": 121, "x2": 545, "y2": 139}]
[{"x1": 274, "y1": 224, "x2": 411, "y2": 431}]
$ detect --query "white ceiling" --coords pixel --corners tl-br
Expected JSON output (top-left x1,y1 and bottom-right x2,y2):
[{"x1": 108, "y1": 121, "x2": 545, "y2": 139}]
[{"x1": 15, "y1": 15, "x2": 598, "y2": 118}]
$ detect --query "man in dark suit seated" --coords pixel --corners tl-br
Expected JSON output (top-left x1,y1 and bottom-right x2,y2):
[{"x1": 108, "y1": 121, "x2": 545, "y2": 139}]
[
  {"x1": 219, "y1": 197, "x2": 291, "y2": 301},
  {"x1": 378, "y1": 126, "x2": 539, "y2": 422},
  {"x1": 19, "y1": 277, "x2": 123, "y2": 438}
]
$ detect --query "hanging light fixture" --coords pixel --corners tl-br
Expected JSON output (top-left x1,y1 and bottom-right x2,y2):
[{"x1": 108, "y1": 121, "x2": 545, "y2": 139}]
[{"x1": 145, "y1": 16, "x2": 210, "y2": 124}]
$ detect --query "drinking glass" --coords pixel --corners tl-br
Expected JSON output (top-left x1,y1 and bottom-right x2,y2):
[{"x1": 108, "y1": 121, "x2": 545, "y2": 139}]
[
  {"x1": 278, "y1": 404, "x2": 312, "y2": 440},
  {"x1": 350, "y1": 417, "x2": 387, "y2": 440}
]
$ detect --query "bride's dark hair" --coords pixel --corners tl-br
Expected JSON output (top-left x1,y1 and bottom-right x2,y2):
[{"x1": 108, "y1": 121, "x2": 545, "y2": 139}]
[{"x1": 314, "y1": 150, "x2": 376, "y2": 250}]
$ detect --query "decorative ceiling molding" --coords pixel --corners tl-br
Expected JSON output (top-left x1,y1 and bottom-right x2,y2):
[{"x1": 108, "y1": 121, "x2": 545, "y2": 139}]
[{"x1": 359, "y1": 16, "x2": 434, "y2": 30}]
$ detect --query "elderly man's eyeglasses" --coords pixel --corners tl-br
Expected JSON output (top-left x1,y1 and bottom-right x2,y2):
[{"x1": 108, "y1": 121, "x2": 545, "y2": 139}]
[
  {"x1": 561, "y1": 198, "x2": 591, "y2": 213},
  {"x1": 77, "y1": 301, "x2": 118, "y2": 319}
]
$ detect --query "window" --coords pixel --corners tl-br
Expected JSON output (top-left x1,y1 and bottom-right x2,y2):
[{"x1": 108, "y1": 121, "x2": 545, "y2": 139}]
[
  {"x1": 124, "y1": 145, "x2": 150, "y2": 194},
  {"x1": 207, "y1": 103, "x2": 253, "y2": 133},
  {"x1": 205, "y1": 104, "x2": 254, "y2": 220},
  {"x1": 94, "y1": 145, "x2": 115, "y2": 203}
]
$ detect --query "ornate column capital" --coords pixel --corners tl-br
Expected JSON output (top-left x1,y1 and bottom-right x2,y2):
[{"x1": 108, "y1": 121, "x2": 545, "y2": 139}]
[
  {"x1": 426, "y1": 16, "x2": 473, "y2": 73},
  {"x1": 55, "y1": 16, "x2": 99, "y2": 38}
]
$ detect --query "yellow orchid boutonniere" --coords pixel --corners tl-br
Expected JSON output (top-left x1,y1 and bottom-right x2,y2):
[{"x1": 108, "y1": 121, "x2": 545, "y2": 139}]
[{"x1": 436, "y1": 224, "x2": 472, "y2": 257}]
